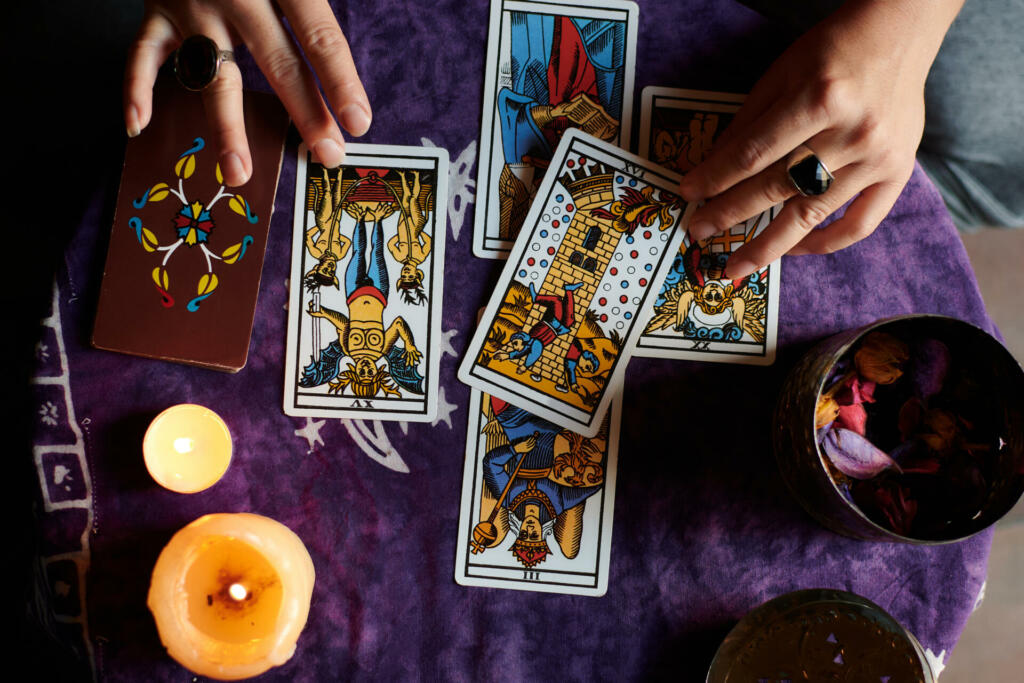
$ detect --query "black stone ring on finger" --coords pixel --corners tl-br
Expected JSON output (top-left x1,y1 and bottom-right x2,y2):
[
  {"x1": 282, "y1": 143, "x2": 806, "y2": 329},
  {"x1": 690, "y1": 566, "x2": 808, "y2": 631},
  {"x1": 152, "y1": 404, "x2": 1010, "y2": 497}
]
[
  {"x1": 174, "y1": 35, "x2": 235, "y2": 91},
  {"x1": 785, "y1": 144, "x2": 834, "y2": 197}
]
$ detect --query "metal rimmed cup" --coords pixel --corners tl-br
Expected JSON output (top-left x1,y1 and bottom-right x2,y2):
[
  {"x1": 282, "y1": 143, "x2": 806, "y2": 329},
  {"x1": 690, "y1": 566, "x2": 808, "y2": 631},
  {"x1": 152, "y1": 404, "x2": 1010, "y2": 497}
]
[
  {"x1": 707, "y1": 589, "x2": 934, "y2": 682},
  {"x1": 773, "y1": 314, "x2": 1024, "y2": 542}
]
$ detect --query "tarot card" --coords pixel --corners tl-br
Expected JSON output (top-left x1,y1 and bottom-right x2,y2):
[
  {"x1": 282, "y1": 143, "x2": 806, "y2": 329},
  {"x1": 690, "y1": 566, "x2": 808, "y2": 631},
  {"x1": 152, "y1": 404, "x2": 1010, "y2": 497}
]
[
  {"x1": 634, "y1": 87, "x2": 781, "y2": 365},
  {"x1": 454, "y1": 388, "x2": 620, "y2": 596},
  {"x1": 458, "y1": 129, "x2": 691, "y2": 437},
  {"x1": 284, "y1": 144, "x2": 449, "y2": 421},
  {"x1": 473, "y1": 0, "x2": 639, "y2": 259},
  {"x1": 93, "y1": 83, "x2": 288, "y2": 371}
]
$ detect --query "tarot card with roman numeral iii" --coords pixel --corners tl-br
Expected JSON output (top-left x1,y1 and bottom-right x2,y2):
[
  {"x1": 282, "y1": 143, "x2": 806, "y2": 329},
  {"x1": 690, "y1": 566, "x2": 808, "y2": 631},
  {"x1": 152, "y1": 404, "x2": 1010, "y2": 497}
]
[{"x1": 455, "y1": 388, "x2": 620, "y2": 595}]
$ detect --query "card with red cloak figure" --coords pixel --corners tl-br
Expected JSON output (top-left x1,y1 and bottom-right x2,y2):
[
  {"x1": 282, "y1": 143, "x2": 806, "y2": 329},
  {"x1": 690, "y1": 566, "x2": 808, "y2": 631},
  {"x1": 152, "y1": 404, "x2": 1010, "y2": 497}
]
[
  {"x1": 473, "y1": 0, "x2": 639, "y2": 259},
  {"x1": 92, "y1": 82, "x2": 288, "y2": 372}
]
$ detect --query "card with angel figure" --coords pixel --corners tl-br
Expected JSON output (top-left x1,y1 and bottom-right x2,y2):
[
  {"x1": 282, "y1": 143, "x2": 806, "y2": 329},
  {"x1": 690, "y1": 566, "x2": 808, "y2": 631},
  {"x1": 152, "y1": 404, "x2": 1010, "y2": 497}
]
[
  {"x1": 634, "y1": 87, "x2": 781, "y2": 365},
  {"x1": 472, "y1": 0, "x2": 639, "y2": 259},
  {"x1": 458, "y1": 129, "x2": 691, "y2": 437},
  {"x1": 455, "y1": 388, "x2": 620, "y2": 596},
  {"x1": 284, "y1": 144, "x2": 449, "y2": 421}
]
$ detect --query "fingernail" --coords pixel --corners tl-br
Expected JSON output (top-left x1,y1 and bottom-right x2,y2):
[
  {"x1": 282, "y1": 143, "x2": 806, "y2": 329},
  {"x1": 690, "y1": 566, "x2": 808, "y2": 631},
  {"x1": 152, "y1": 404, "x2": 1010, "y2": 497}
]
[
  {"x1": 312, "y1": 138, "x2": 345, "y2": 168},
  {"x1": 689, "y1": 220, "x2": 718, "y2": 242},
  {"x1": 127, "y1": 104, "x2": 141, "y2": 138},
  {"x1": 725, "y1": 258, "x2": 756, "y2": 280},
  {"x1": 340, "y1": 104, "x2": 372, "y2": 137},
  {"x1": 220, "y1": 152, "x2": 249, "y2": 186}
]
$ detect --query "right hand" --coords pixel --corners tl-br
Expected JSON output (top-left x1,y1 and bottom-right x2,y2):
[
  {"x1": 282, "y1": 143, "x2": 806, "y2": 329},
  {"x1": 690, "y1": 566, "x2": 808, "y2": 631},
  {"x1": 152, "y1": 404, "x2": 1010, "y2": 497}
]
[{"x1": 126, "y1": 0, "x2": 371, "y2": 186}]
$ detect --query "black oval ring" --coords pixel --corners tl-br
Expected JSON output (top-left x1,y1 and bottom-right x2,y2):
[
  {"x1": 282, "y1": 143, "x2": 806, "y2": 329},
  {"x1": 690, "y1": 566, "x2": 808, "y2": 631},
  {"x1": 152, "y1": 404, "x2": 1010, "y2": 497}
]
[
  {"x1": 174, "y1": 35, "x2": 234, "y2": 92},
  {"x1": 786, "y1": 145, "x2": 834, "y2": 197}
]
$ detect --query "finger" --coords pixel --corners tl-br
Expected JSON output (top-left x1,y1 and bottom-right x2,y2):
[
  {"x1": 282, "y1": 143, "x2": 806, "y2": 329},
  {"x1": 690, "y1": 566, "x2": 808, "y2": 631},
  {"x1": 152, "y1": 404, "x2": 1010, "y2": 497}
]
[
  {"x1": 124, "y1": 11, "x2": 178, "y2": 137},
  {"x1": 679, "y1": 93, "x2": 824, "y2": 202},
  {"x1": 230, "y1": 3, "x2": 346, "y2": 168},
  {"x1": 724, "y1": 163, "x2": 875, "y2": 279},
  {"x1": 278, "y1": 0, "x2": 371, "y2": 137},
  {"x1": 789, "y1": 180, "x2": 905, "y2": 255},
  {"x1": 688, "y1": 125, "x2": 858, "y2": 242},
  {"x1": 687, "y1": 157, "x2": 798, "y2": 242}
]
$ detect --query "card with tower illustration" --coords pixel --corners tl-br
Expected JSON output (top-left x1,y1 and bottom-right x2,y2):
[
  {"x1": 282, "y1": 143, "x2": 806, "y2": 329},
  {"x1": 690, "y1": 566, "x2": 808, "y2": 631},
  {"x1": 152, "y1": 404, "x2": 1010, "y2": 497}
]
[
  {"x1": 284, "y1": 144, "x2": 449, "y2": 421},
  {"x1": 454, "y1": 387, "x2": 620, "y2": 595},
  {"x1": 634, "y1": 87, "x2": 781, "y2": 365},
  {"x1": 458, "y1": 129, "x2": 692, "y2": 437},
  {"x1": 472, "y1": 0, "x2": 639, "y2": 259}
]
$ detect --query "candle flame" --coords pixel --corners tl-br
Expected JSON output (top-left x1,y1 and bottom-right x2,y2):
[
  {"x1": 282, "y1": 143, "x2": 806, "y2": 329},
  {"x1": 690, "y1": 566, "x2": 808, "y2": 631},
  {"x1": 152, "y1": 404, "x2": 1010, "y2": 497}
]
[
  {"x1": 228, "y1": 583, "x2": 248, "y2": 601},
  {"x1": 173, "y1": 437, "x2": 195, "y2": 454}
]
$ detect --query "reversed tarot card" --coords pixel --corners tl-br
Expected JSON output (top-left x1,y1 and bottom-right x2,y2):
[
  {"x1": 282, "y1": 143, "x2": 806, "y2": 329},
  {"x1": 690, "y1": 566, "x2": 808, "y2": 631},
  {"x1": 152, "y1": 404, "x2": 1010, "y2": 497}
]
[
  {"x1": 458, "y1": 129, "x2": 691, "y2": 437},
  {"x1": 93, "y1": 83, "x2": 288, "y2": 371},
  {"x1": 473, "y1": 0, "x2": 639, "y2": 259},
  {"x1": 284, "y1": 144, "x2": 449, "y2": 421},
  {"x1": 635, "y1": 87, "x2": 781, "y2": 364},
  {"x1": 454, "y1": 388, "x2": 620, "y2": 596}
]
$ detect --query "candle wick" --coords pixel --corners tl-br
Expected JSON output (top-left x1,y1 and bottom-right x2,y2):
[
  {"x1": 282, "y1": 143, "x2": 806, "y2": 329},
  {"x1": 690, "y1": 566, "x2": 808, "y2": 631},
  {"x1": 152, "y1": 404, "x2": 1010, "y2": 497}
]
[
  {"x1": 173, "y1": 437, "x2": 195, "y2": 454},
  {"x1": 228, "y1": 583, "x2": 248, "y2": 601}
]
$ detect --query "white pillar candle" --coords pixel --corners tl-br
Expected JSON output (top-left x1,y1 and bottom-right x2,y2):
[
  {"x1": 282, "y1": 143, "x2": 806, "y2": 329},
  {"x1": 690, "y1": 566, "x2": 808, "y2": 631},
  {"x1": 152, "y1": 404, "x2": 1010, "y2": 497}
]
[{"x1": 148, "y1": 513, "x2": 316, "y2": 680}]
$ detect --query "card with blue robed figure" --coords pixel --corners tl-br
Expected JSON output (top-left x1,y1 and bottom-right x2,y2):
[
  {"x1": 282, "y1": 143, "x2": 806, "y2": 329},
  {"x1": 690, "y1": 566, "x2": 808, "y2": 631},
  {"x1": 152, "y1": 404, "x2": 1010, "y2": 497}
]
[
  {"x1": 455, "y1": 387, "x2": 621, "y2": 596},
  {"x1": 284, "y1": 144, "x2": 449, "y2": 421},
  {"x1": 473, "y1": 0, "x2": 639, "y2": 259}
]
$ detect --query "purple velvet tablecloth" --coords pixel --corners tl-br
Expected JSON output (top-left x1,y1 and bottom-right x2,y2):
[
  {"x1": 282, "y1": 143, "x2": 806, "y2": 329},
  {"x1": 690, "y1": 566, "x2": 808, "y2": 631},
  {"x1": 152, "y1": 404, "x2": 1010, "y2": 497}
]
[{"x1": 30, "y1": 0, "x2": 992, "y2": 679}]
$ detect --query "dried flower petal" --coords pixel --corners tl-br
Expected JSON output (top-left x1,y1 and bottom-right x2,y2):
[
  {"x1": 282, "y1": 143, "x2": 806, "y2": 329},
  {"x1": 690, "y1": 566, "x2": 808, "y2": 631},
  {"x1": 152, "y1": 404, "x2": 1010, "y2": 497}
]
[
  {"x1": 836, "y1": 403, "x2": 868, "y2": 435},
  {"x1": 898, "y1": 397, "x2": 925, "y2": 441},
  {"x1": 822, "y1": 427, "x2": 902, "y2": 479},
  {"x1": 854, "y1": 332, "x2": 909, "y2": 385},
  {"x1": 836, "y1": 376, "x2": 877, "y2": 406},
  {"x1": 912, "y1": 339, "x2": 951, "y2": 399},
  {"x1": 816, "y1": 394, "x2": 841, "y2": 429},
  {"x1": 920, "y1": 409, "x2": 958, "y2": 452},
  {"x1": 875, "y1": 484, "x2": 918, "y2": 535}
]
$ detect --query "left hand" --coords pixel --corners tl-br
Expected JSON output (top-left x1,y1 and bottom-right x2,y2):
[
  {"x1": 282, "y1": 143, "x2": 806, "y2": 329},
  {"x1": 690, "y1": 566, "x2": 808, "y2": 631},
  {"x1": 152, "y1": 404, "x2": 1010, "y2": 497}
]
[{"x1": 679, "y1": 0, "x2": 963, "y2": 279}]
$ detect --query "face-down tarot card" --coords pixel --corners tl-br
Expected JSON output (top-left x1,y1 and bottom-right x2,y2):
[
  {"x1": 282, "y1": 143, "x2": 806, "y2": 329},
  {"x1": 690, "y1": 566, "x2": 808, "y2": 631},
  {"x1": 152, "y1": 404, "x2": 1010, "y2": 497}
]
[
  {"x1": 459, "y1": 129, "x2": 691, "y2": 437},
  {"x1": 473, "y1": 0, "x2": 639, "y2": 259},
  {"x1": 455, "y1": 388, "x2": 620, "y2": 595},
  {"x1": 284, "y1": 144, "x2": 449, "y2": 421}
]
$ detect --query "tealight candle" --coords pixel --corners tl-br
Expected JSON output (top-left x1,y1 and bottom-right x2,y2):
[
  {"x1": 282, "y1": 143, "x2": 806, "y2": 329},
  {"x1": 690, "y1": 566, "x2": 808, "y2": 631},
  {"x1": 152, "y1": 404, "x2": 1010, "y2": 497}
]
[
  {"x1": 148, "y1": 513, "x2": 316, "y2": 680},
  {"x1": 144, "y1": 404, "x2": 232, "y2": 493}
]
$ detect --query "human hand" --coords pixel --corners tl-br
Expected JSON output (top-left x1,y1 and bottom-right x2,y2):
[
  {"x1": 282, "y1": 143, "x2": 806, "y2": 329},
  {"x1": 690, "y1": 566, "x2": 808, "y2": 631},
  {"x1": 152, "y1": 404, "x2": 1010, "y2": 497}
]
[
  {"x1": 513, "y1": 434, "x2": 538, "y2": 454},
  {"x1": 125, "y1": 0, "x2": 371, "y2": 186},
  {"x1": 679, "y1": 0, "x2": 963, "y2": 279}
]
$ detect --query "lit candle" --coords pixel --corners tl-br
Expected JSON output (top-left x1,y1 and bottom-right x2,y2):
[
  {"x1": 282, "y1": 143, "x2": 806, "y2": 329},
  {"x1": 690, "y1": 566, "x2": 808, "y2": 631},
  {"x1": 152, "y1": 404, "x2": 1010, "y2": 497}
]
[
  {"x1": 143, "y1": 404, "x2": 232, "y2": 493},
  {"x1": 148, "y1": 513, "x2": 316, "y2": 680}
]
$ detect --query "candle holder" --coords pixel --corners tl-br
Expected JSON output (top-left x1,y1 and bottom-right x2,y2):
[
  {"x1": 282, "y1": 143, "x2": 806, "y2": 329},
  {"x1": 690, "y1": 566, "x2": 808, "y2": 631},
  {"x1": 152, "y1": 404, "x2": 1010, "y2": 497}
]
[
  {"x1": 706, "y1": 588, "x2": 934, "y2": 682},
  {"x1": 774, "y1": 314, "x2": 1024, "y2": 542},
  {"x1": 148, "y1": 513, "x2": 315, "y2": 680}
]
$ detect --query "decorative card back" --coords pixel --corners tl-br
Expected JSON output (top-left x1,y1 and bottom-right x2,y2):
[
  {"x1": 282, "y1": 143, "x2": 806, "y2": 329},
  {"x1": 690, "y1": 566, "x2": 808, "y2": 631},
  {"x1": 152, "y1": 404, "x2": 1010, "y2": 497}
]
[{"x1": 93, "y1": 83, "x2": 288, "y2": 372}]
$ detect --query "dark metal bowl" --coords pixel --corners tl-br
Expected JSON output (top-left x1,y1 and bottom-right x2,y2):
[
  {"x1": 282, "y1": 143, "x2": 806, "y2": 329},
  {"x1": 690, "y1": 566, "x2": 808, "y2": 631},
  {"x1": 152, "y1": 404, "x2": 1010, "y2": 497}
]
[
  {"x1": 706, "y1": 588, "x2": 934, "y2": 682},
  {"x1": 773, "y1": 314, "x2": 1024, "y2": 543}
]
